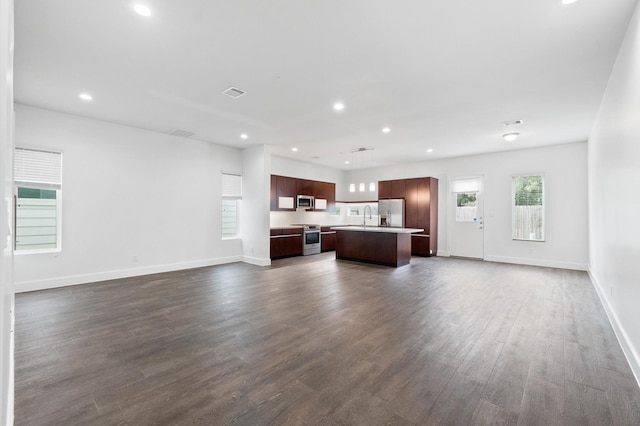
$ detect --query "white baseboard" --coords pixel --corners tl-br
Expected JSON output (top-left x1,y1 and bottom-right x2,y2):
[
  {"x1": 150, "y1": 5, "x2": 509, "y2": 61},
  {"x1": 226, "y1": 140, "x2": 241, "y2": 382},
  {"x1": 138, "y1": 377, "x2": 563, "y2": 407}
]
[
  {"x1": 484, "y1": 255, "x2": 588, "y2": 271},
  {"x1": 242, "y1": 255, "x2": 271, "y2": 266},
  {"x1": 14, "y1": 256, "x2": 244, "y2": 293},
  {"x1": 436, "y1": 250, "x2": 450, "y2": 257},
  {"x1": 589, "y1": 270, "x2": 640, "y2": 388}
]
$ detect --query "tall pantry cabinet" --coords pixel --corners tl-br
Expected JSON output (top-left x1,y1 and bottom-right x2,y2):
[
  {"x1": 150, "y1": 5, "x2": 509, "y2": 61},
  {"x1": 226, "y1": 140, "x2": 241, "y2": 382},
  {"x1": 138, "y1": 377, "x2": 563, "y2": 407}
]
[{"x1": 378, "y1": 177, "x2": 438, "y2": 256}]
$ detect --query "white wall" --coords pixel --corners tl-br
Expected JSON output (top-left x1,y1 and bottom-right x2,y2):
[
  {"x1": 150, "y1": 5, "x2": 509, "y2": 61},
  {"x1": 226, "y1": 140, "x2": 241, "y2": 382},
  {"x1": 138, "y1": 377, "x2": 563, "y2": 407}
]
[
  {"x1": 271, "y1": 155, "x2": 345, "y2": 187},
  {"x1": 588, "y1": 0, "x2": 640, "y2": 382},
  {"x1": 241, "y1": 145, "x2": 271, "y2": 265},
  {"x1": 0, "y1": 0, "x2": 14, "y2": 422},
  {"x1": 14, "y1": 105, "x2": 244, "y2": 292},
  {"x1": 344, "y1": 142, "x2": 589, "y2": 270}
]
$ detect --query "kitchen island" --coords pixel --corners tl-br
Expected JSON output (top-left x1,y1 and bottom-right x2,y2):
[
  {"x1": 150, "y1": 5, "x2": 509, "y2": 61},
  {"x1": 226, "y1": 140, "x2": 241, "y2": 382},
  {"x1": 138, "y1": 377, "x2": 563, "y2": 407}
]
[{"x1": 331, "y1": 226, "x2": 424, "y2": 267}]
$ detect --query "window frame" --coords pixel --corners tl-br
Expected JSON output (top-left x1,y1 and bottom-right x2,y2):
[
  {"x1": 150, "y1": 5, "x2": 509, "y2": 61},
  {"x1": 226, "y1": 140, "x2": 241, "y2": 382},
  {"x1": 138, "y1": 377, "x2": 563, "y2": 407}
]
[
  {"x1": 14, "y1": 186, "x2": 63, "y2": 254},
  {"x1": 14, "y1": 147, "x2": 63, "y2": 254},
  {"x1": 221, "y1": 172, "x2": 242, "y2": 240},
  {"x1": 511, "y1": 174, "x2": 545, "y2": 242}
]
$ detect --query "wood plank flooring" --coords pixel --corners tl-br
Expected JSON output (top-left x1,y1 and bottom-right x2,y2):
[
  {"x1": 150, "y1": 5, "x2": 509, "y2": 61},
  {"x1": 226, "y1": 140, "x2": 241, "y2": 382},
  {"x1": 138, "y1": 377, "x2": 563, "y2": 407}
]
[{"x1": 14, "y1": 254, "x2": 640, "y2": 425}]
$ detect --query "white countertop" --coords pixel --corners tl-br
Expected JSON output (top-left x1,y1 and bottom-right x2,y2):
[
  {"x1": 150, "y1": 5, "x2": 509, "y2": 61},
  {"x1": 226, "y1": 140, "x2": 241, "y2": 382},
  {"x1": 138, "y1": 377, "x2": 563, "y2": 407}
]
[{"x1": 331, "y1": 226, "x2": 425, "y2": 234}]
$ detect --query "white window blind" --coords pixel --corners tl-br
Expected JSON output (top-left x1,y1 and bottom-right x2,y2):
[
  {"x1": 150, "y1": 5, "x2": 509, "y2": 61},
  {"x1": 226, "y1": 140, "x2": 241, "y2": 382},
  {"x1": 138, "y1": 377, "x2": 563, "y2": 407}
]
[
  {"x1": 222, "y1": 172, "x2": 242, "y2": 197},
  {"x1": 450, "y1": 178, "x2": 479, "y2": 193},
  {"x1": 15, "y1": 147, "x2": 62, "y2": 188},
  {"x1": 222, "y1": 199, "x2": 238, "y2": 238}
]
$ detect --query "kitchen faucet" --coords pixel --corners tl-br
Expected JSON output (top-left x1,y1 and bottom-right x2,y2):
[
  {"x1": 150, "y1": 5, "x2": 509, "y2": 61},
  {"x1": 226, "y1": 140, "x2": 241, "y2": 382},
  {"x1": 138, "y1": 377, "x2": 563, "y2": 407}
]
[{"x1": 363, "y1": 204, "x2": 372, "y2": 227}]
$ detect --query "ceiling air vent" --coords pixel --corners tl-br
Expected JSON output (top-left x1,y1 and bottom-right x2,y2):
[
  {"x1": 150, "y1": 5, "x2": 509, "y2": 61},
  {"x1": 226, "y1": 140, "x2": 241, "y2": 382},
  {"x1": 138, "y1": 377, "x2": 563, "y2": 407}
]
[
  {"x1": 503, "y1": 119, "x2": 524, "y2": 126},
  {"x1": 167, "y1": 128, "x2": 195, "y2": 138},
  {"x1": 222, "y1": 87, "x2": 246, "y2": 98}
]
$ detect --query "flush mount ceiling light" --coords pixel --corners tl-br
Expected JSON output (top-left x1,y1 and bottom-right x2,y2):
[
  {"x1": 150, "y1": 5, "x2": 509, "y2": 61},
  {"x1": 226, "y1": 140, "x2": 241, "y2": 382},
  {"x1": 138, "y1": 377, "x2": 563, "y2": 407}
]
[
  {"x1": 78, "y1": 93, "x2": 93, "y2": 101},
  {"x1": 382, "y1": 127, "x2": 391, "y2": 133},
  {"x1": 559, "y1": 0, "x2": 578, "y2": 5},
  {"x1": 291, "y1": 147, "x2": 298, "y2": 152},
  {"x1": 134, "y1": 4, "x2": 152, "y2": 16},
  {"x1": 502, "y1": 132, "x2": 520, "y2": 142},
  {"x1": 333, "y1": 102, "x2": 345, "y2": 111},
  {"x1": 240, "y1": 134, "x2": 248, "y2": 140},
  {"x1": 426, "y1": 148, "x2": 433, "y2": 153}
]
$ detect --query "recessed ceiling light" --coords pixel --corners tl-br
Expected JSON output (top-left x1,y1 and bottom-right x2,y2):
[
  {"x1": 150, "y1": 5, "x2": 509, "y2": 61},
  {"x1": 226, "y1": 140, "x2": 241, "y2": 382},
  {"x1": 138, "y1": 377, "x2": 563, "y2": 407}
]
[
  {"x1": 134, "y1": 4, "x2": 152, "y2": 16},
  {"x1": 345, "y1": 160, "x2": 350, "y2": 164},
  {"x1": 291, "y1": 147, "x2": 298, "y2": 152},
  {"x1": 78, "y1": 93, "x2": 92, "y2": 101},
  {"x1": 333, "y1": 102, "x2": 345, "y2": 111},
  {"x1": 503, "y1": 132, "x2": 520, "y2": 142},
  {"x1": 240, "y1": 134, "x2": 248, "y2": 140},
  {"x1": 382, "y1": 127, "x2": 391, "y2": 133},
  {"x1": 426, "y1": 149, "x2": 433, "y2": 153},
  {"x1": 560, "y1": 0, "x2": 578, "y2": 5}
]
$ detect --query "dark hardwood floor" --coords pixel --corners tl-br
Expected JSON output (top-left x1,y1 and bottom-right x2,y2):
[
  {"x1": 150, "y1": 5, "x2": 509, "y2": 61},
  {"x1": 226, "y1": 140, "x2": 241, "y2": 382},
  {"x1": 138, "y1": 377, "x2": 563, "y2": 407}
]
[{"x1": 14, "y1": 254, "x2": 640, "y2": 425}]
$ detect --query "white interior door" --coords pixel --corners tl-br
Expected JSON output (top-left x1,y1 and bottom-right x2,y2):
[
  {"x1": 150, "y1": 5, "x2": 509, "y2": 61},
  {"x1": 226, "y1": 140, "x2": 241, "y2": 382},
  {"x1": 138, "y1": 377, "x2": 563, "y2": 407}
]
[{"x1": 450, "y1": 177, "x2": 484, "y2": 259}]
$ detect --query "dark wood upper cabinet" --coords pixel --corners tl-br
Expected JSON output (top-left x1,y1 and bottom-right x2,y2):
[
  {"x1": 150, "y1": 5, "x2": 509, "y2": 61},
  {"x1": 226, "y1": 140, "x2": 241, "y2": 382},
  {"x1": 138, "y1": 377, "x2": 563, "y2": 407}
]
[
  {"x1": 378, "y1": 180, "x2": 391, "y2": 199},
  {"x1": 296, "y1": 179, "x2": 314, "y2": 196},
  {"x1": 270, "y1": 175, "x2": 336, "y2": 211},
  {"x1": 314, "y1": 181, "x2": 329, "y2": 200},
  {"x1": 391, "y1": 179, "x2": 406, "y2": 199}
]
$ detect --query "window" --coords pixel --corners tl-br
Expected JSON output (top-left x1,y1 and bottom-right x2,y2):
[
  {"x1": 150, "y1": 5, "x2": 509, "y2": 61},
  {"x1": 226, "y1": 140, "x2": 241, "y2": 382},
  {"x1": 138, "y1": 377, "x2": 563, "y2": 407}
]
[
  {"x1": 14, "y1": 148, "x2": 62, "y2": 252},
  {"x1": 451, "y1": 177, "x2": 480, "y2": 222},
  {"x1": 512, "y1": 175, "x2": 544, "y2": 241},
  {"x1": 456, "y1": 192, "x2": 477, "y2": 222},
  {"x1": 221, "y1": 172, "x2": 241, "y2": 238},
  {"x1": 346, "y1": 204, "x2": 378, "y2": 216}
]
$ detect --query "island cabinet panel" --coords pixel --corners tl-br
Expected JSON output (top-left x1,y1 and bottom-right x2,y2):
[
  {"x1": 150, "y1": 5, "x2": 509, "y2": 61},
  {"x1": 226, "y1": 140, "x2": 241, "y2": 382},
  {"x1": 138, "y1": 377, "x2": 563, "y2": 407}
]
[
  {"x1": 270, "y1": 227, "x2": 303, "y2": 259},
  {"x1": 378, "y1": 180, "x2": 392, "y2": 199},
  {"x1": 320, "y1": 226, "x2": 336, "y2": 252},
  {"x1": 335, "y1": 230, "x2": 412, "y2": 267}
]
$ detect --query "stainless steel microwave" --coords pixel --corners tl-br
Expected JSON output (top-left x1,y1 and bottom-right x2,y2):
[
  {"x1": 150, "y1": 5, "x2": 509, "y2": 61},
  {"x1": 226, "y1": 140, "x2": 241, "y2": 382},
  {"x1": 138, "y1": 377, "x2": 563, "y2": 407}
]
[{"x1": 297, "y1": 194, "x2": 314, "y2": 209}]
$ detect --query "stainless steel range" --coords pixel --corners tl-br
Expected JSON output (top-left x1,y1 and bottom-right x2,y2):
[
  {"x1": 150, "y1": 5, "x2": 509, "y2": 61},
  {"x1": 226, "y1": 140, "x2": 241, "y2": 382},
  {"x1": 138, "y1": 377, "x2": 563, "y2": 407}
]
[{"x1": 292, "y1": 224, "x2": 321, "y2": 255}]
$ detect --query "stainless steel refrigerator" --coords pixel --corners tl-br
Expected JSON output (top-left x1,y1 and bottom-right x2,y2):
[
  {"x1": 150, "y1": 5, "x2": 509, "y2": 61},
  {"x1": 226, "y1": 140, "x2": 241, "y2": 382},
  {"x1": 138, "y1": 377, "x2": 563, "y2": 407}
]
[{"x1": 378, "y1": 199, "x2": 405, "y2": 228}]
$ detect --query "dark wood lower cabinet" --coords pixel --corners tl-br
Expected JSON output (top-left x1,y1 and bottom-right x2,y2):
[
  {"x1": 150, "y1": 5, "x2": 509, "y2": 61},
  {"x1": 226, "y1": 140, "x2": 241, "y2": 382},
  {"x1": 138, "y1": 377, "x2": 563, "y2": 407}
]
[
  {"x1": 411, "y1": 233, "x2": 433, "y2": 256},
  {"x1": 321, "y1": 227, "x2": 336, "y2": 252},
  {"x1": 270, "y1": 228, "x2": 303, "y2": 259}
]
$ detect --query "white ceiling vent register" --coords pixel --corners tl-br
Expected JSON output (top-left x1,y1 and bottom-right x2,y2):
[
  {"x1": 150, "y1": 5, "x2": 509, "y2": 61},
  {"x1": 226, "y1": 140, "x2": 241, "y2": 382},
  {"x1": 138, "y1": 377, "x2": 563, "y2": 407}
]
[
  {"x1": 222, "y1": 87, "x2": 246, "y2": 98},
  {"x1": 167, "y1": 129, "x2": 195, "y2": 138},
  {"x1": 503, "y1": 119, "x2": 524, "y2": 126}
]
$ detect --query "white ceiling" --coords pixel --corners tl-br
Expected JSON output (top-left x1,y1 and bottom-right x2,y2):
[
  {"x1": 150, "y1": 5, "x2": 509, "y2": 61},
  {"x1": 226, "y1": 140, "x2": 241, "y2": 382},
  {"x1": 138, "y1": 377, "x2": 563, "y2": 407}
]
[{"x1": 14, "y1": 0, "x2": 639, "y2": 170}]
